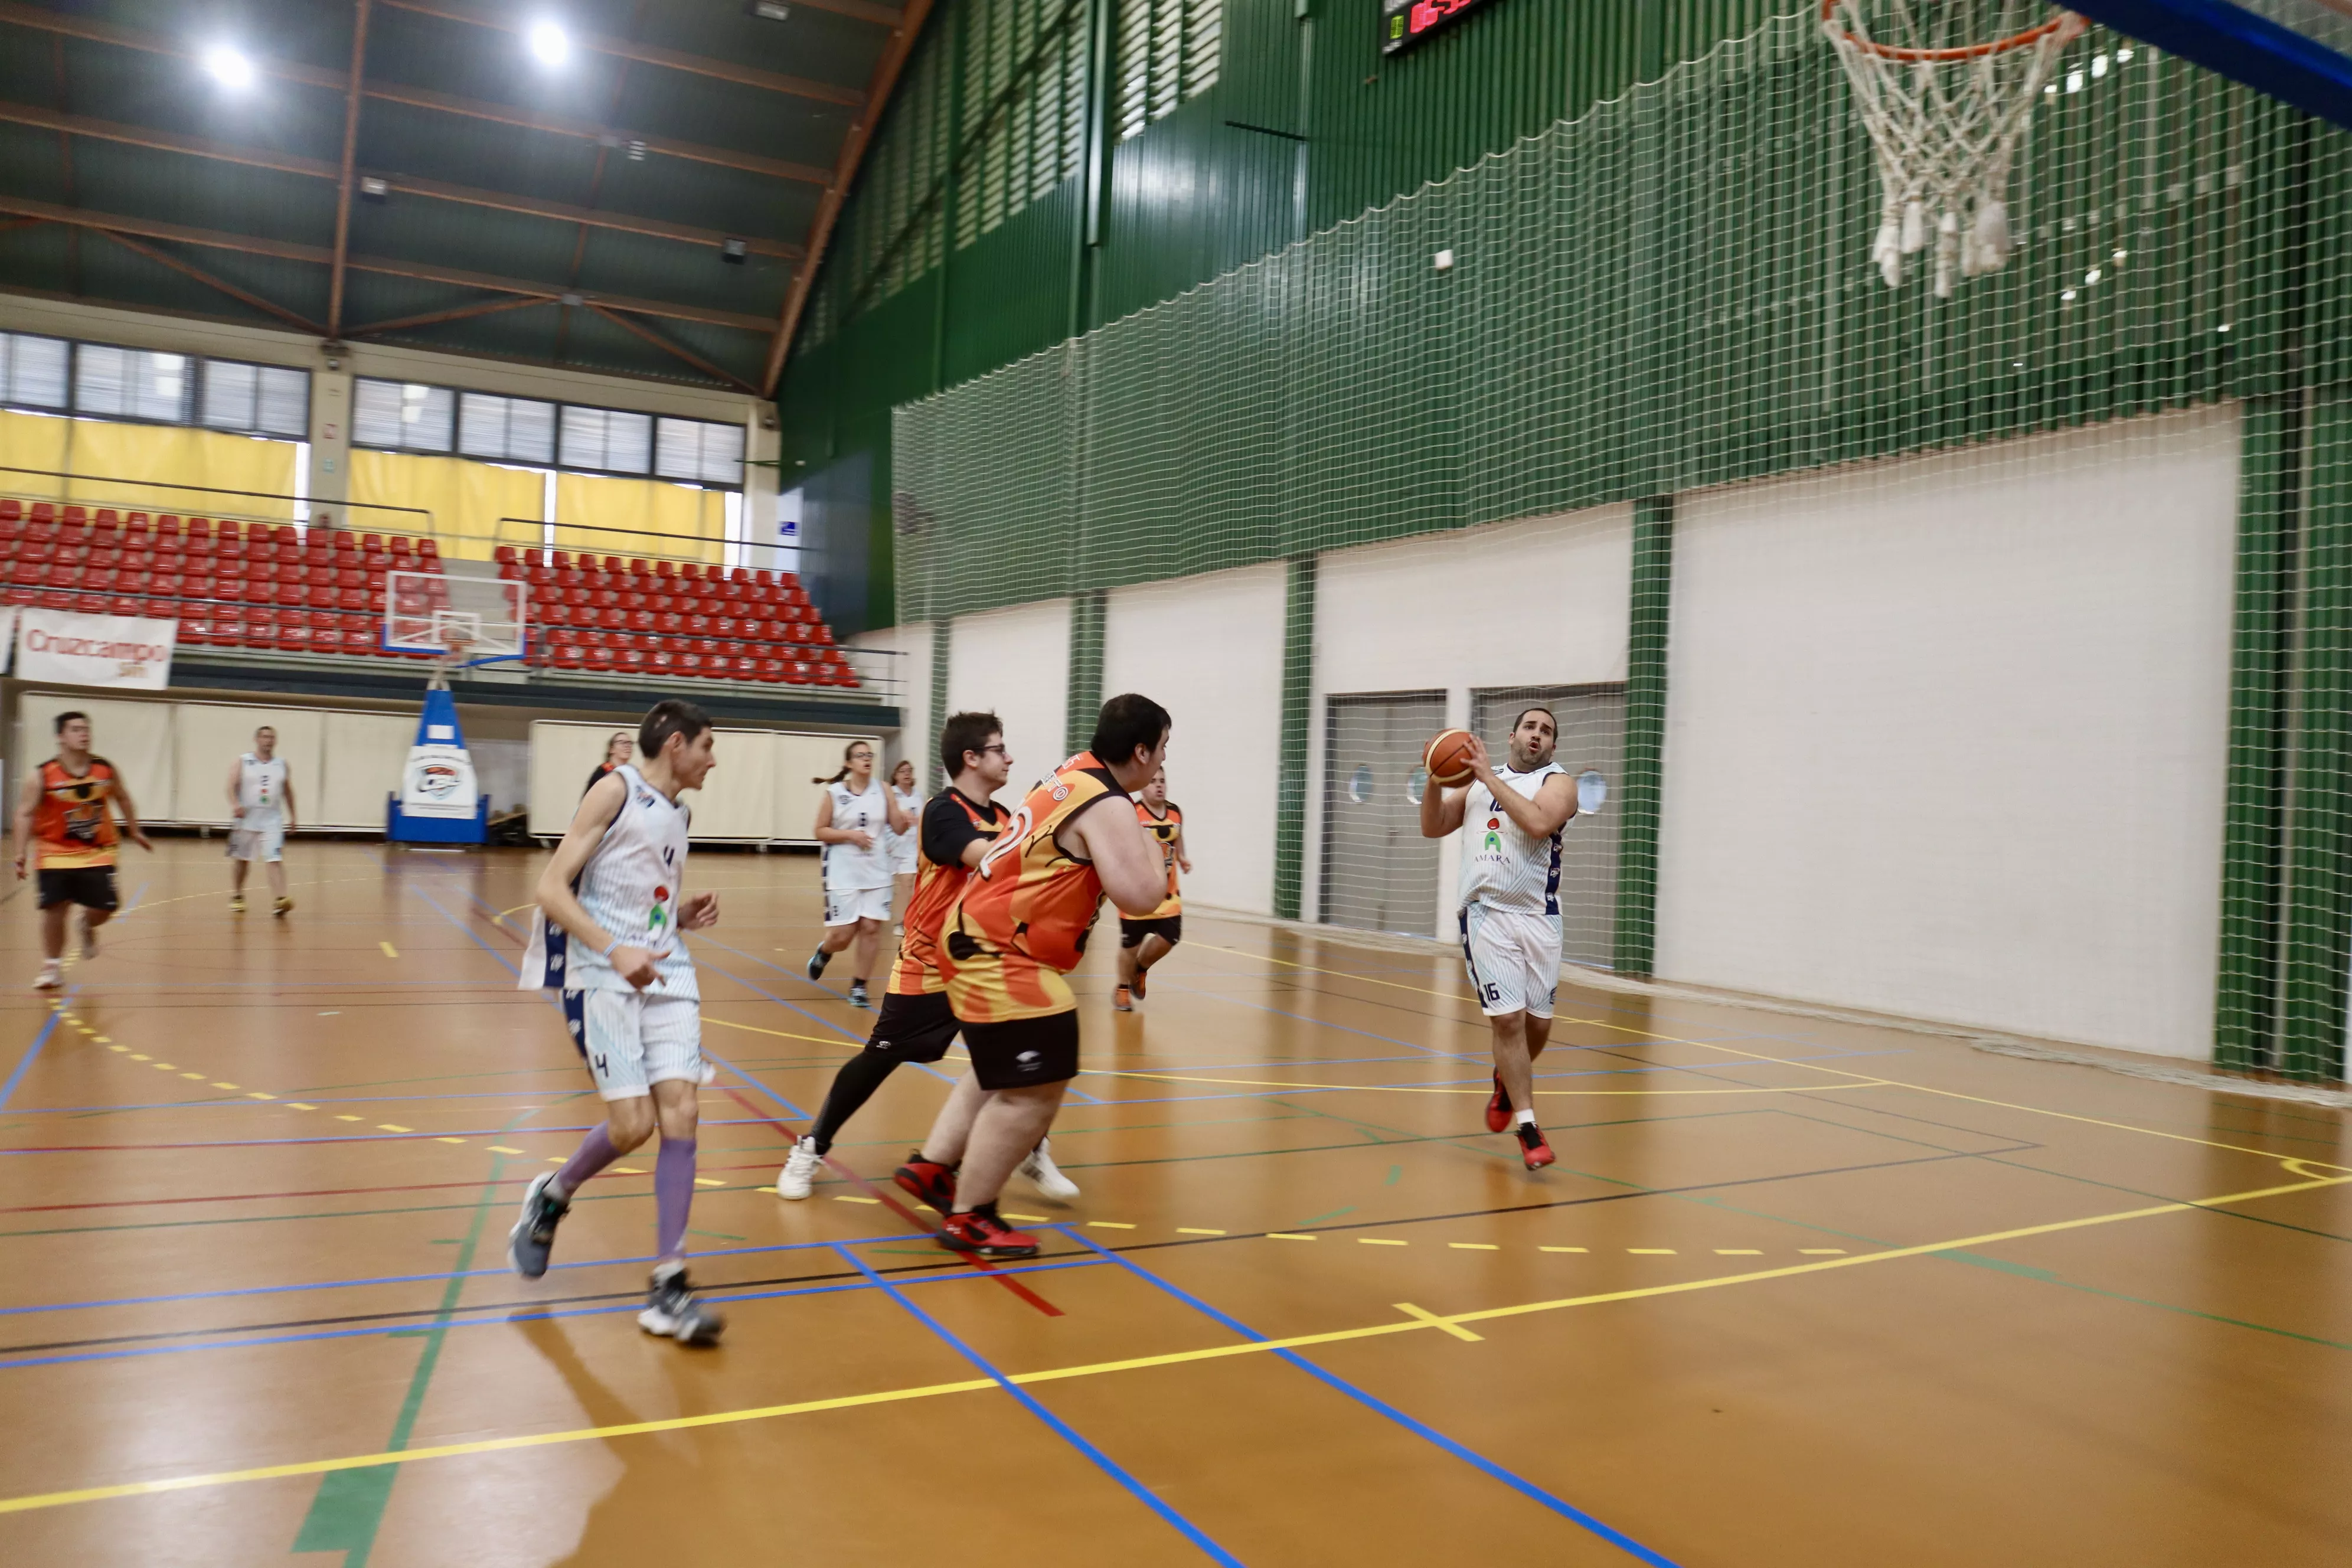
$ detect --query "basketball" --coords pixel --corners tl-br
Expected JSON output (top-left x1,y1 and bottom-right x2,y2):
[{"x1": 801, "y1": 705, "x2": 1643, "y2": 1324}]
[{"x1": 1424, "y1": 729, "x2": 1476, "y2": 786}]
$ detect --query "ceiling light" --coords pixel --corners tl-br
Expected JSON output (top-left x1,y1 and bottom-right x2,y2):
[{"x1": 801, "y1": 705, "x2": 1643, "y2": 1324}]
[
  {"x1": 748, "y1": 0, "x2": 792, "y2": 19},
  {"x1": 721, "y1": 237, "x2": 749, "y2": 265},
  {"x1": 527, "y1": 19, "x2": 569, "y2": 67},
  {"x1": 204, "y1": 45, "x2": 256, "y2": 90},
  {"x1": 360, "y1": 176, "x2": 389, "y2": 203}
]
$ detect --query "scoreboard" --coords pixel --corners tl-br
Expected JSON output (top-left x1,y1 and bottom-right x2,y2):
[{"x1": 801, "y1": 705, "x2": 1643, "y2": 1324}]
[{"x1": 1381, "y1": 0, "x2": 1502, "y2": 55}]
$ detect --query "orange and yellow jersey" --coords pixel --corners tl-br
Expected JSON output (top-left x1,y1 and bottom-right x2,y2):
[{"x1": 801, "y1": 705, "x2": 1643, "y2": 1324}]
[
  {"x1": 32, "y1": 757, "x2": 122, "y2": 868},
  {"x1": 888, "y1": 789, "x2": 1012, "y2": 997},
  {"x1": 940, "y1": 751, "x2": 1123, "y2": 1023},
  {"x1": 1131, "y1": 800, "x2": 1182, "y2": 920}
]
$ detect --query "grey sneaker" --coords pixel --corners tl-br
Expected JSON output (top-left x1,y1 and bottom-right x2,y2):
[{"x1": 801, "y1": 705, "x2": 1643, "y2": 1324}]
[
  {"x1": 639, "y1": 1262, "x2": 725, "y2": 1345},
  {"x1": 507, "y1": 1171, "x2": 569, "y2": 1279},
  {"x1": 806, "y1": 946, "x2": 832, "y2": 981},
  {"x1": 848, "y1": 979, "x2": 870, "y2": 1009}
]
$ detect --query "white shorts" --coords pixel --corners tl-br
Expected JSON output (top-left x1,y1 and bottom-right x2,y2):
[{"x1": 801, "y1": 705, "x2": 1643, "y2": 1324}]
[
  {"x1": 229, "y1": 817, "x2": 285, "y2": 863},
  {"x1": 1459, "y1": 904, "x2": 1561, "y2": 1019},
  {"x1": 888, "y1": 841, "x2": 918, "y2": 877},
  {"x1": 824, "y1": 885, "x2": 892, "y2": 926},
  {"x1": 563, "y1": 988, "x2": 710, "y2": 1101}
]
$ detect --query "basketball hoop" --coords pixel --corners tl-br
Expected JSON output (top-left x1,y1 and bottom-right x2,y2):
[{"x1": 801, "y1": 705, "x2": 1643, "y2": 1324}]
[
  {"x1": 1822, "y1": 2, "x2": 2088, "y2": 297},
  {"x1": 427, "y1": 628, "x2": 475, "y2": 692}
]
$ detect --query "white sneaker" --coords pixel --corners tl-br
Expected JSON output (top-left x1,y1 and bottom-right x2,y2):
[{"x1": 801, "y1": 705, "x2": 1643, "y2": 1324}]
[
  {"x1": 33, "y1": 961, "x2": 63, "y2": 991},
  {"x1": 1017, "y1": 1138, "x2": 1080, "y2": 1201},
  {"x1": 775, "y1": 1138, "x2": 824, "y2": 1200}
]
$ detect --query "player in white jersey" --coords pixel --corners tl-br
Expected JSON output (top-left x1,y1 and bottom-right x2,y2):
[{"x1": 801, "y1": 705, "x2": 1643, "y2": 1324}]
[
  {"x1": 803, "y1": 739, "x2": 910, "y2": 1010},
  {"x1": 225, "y1": 726, "x2": 297, "y2": 917},
  {"x1": 509, "y1": 699, "x2": 727, "y2": 1345},
  {"x1": 1419, "y1": 705, "x2": 1578, "y2": 1170},
  {"x1": 884, "y1": 757, "x2": 920, "y2": 932}
]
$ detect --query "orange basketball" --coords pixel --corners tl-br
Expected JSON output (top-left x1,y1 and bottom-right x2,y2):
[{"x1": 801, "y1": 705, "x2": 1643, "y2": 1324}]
[{"x1": 1424, "y1": 729, "x2": 1476, "y2": 787}]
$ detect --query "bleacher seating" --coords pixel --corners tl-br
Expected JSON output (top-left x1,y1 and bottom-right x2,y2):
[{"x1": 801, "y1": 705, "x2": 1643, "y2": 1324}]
[{"x1": 0, "y1": 497, "x2": 858, "y2": 691}]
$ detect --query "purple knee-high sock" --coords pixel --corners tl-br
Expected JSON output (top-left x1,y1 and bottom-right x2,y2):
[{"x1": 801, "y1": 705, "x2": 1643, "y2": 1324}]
[
  {"x1": 655, "y1": 1137, "x2": 697, "y2": 1260},
  {"x1": 552, "y1": 1125, "x2": 620, "y2": 1198}
]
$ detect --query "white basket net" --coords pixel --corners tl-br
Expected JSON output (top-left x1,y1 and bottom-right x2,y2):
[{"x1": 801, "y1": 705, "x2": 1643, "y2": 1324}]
[{"x1": 1823, "y1": 1, "x2": 2087, "y2": 296}]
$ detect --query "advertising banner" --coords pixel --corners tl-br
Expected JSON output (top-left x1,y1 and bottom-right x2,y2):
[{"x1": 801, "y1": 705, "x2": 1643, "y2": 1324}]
[{"x1": 14, "y1": 609, "x2": 177, "y2": 692}]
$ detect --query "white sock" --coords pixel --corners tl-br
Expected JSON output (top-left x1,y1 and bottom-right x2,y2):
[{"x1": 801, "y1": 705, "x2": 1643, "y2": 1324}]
[{"x1": 1513, "y1": 1108, "x2": 1536, "y2": 1128}]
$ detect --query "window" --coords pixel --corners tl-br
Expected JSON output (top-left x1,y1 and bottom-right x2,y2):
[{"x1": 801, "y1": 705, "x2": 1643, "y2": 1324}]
[
  {"x1": 74, "y1": 345, "x2": 191, "y2": 423},
  {"x1": 353, "y1": 378, "x2": 456, "y2": 452},
  {"x1": 655, "y1": 417, "x2": 746, "y2": 485},
  {"x1": 559, "y1": 405, "x2": 654, "y2": 475},
  {"x1": 0, "y1": 333, "x2": 70, "y2": 411},
  {"x1": 459, "y1": 392, "x2": 557, "y2": 465},
  {"x1": 1115, "y1": 0, "x2": 1220, "y2": 141},
  {"x1": 198, "y1": 359, "x2": 309, "y2": 437}
]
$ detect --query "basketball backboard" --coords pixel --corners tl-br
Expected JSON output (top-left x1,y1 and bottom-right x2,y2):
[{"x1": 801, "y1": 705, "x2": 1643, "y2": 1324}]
[
  {"x1": 381, "y1": 570, "x2": 527, "y2": 659},
  {"x1": 2067, "y1": 1, "x2": 2352, "y2": 129}
]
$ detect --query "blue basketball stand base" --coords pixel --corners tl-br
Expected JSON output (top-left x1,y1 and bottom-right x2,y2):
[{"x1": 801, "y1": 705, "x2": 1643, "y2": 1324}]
[{"x1": 388, "y1": 795, "x2": 491, "y2": 844}]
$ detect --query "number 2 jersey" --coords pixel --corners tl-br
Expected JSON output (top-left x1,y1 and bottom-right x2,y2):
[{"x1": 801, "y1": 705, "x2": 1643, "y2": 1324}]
[
  {"x1": 939, "y1": 750, "x2": 1123, "y2": 1024},
  {"x1": 888, "y1": 788, "x2": 1012, "y2": 998},
  {"x1": 520, "y1": 762, "x2": 698, "y2": 999}
]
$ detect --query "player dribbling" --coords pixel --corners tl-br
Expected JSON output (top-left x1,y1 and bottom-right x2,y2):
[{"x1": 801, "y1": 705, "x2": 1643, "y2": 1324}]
[
  {"x1": 1113, "y1": 766, "x2": 1187, "y2": 1012},
  {"x1": 1419, "y1": 707, "x2": 1579, "y2": 1170}
]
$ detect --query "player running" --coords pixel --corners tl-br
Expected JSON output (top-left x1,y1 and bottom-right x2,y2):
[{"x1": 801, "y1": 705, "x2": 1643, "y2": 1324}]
[
  {"x1": 12, "y1": 711, "x2": 153, "y2": 990},
  {"x1": 775, "y1": 714, "x2": 1078, "y2": 1204},
  {"x1": 1113, "y1": 766, "x2": 1188, "y2": 1012},
  {"x1": 226, "y1": 725, "x2": 298, "y2": 916},
  {"x1": 804, "y1": 740, "x2": 910, "y2": 1010},
  {"x1": 885, "y1": 757, "x2": 920, "y2": 933},
  {"x1": 894, "y1": 695, "x2": 1171, "y2": 1259},
  {"x1": 1417, "y1": 706, "x2": 1579, "y2": 1170},
  {"x1": 509, "y1": 700, "x2": 727, "y2": 1345}
]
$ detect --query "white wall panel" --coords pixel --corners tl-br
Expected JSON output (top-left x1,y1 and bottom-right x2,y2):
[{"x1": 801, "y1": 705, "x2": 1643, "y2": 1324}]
[
  {"x1": 1102, "y1": 564, "x2": 1285, "y2": 914},
  {"x1": 849, "y1": 620, "x2": 931, "y2": 776},
  {"x1": 1308, "y1": 506, "x2": 1634, "y2": 923},
  {"x1": 15, "y1": 694, "x2": 174, "y2": 822},
  {"x1": 691, "y1": 730, "x2": 780, "y2": 841},
  {"x1": 171, "y1": 703, "x2": 325, "y2": 827},
  {"x1": 319, "y1": 711, "x2": 415, "y2": 828},
  {"x1": 1655, "y1": 402, "x2": 2240, "y2": 1058},
  {"x1": 528, "y1": 721, "x2": 620, "y2": 837},
  {"x1": 946, "y1": 598, "x2": 1070, "y2": 802}
]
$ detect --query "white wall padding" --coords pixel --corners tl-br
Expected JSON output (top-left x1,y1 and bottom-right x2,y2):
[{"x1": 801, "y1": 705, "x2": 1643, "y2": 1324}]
[
  {"x1": 16, "y1": 694, "x2": 175, "y2": 822},
  {"x1": 528, "y1": 721, "x2": 880, "y2": 843},
  {"x1": 1655, "y1": 401, "x2": 2241, "y2": 1059},
  {"x1": 947, "y1": 598, "x2": 1070, "y2": 802},
  {"x1": 172, "y1": 704, "x2": 326, "y2": 827},
  {"x1": 318, "y1": 711, "x2": 416, "y2": 828},
  {"x1": 848, "y1": 620, "x2": 931, "y2": 777},
  {"x1": 1102, "y1": 564, "x2": 1286, "y2": 915}
]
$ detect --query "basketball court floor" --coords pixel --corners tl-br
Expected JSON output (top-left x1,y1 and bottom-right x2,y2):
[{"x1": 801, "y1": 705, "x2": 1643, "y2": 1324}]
[{"x1": 0, "y1": 841, "x2": 2345, "y2": 1566}]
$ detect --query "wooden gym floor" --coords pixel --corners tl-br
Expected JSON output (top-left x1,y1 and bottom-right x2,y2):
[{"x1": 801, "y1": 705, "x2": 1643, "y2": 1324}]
[{"x1": 0, "y1": 839, "x2": 2346, "y2": 1566}]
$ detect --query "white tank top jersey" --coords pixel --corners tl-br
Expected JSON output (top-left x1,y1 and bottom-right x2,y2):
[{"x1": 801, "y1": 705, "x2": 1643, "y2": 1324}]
[
  {"x1": 822, "y1": 777, "x2": 893, "y2": 890},
  {"x1": 1457, "y1": 762, "x2": 1568, "y2": 918},
  {"x1": 887, "y1": 784, "x2": 922, "y2": 860},
  {"x1": 520, "y1": 763, "x2": 698, "y2": 999},
  {"x1": 237, "y1": 754, "x2": 288, "y2": 820}
]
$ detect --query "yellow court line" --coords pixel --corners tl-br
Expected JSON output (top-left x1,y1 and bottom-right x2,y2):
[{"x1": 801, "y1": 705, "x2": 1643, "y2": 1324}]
[
  {"x1": 1394, "y1": 1302, "x2": 1482, "y2": 1341},
  {"x1": 4, "y1": 1164, "x2": 2338, "y2": 1519},
  {"x1": 378, "y1": 942, "x2": 399, "y2": 959},
  {"x1": 1188, "y1": 939, "x2": 2352, "y2": 1172},
  {"x1": 703, "y1": 1015, "x2": 861, "y2": 1050},
  {"x1": 1080, "y1": 1066, "x2": 1892, "y2": 1099}
]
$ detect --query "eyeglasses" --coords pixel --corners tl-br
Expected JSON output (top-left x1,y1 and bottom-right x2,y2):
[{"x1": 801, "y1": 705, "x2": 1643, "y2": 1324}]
[{"x1": 979, "y1": 744, "x2": 1010, "y2": 756}]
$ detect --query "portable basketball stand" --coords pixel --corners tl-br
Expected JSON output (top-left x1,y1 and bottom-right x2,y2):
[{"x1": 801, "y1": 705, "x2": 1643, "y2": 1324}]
[{"x1": 382, "y1": 571, "x2": 527, "y2": 848}]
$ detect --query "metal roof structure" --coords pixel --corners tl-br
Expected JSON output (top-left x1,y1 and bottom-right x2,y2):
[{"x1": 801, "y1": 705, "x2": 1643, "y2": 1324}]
[{"x1": 0, "y1": 0, "x2": 934, "y2": 393}]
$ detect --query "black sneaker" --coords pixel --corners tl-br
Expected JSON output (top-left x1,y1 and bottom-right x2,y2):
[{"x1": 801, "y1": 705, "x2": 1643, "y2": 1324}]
[
  {"x1": 848, "y1": 979, "x2": 870, "y2": 1009},
  {"x1": 806, "y1": 946, "x2": 832, "y2": 981},
  {"x1": 507, "y1": 1170, "x2": 570, "y2": 1279},
  {"x1": 639, "y1": 1262, "x2": 725, "y2": 1345}
]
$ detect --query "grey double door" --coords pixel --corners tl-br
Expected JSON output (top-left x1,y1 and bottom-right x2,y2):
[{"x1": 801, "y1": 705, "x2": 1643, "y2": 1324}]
[{"x1": 1321, "y1": 692, "x2": 1446, "y2": 937}]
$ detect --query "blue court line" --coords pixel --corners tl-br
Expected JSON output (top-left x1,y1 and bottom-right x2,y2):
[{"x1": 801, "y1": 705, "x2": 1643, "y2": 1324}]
[
  {"x1": 119, "y1": 881, "x2": 148, "y2": 915},
  {"x1": 685, "y1": 929, "x2": 972, "y2": 1089},
  {"x1": 832, "y1": 1242, "x2": 1248, "y2": 1567},
  {"x1": 1061, "y1": 1229, "x2": 1683, "y2": 1567},
  {"x1": 0, "y1": 1001, "x2": 68, "y2": 1114},
  {"x1": 0, "y1": 1255, "x2": 1109, "y2": 1373}
]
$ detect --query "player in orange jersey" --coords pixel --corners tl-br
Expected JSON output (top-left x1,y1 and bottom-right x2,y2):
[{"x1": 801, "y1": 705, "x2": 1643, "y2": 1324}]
[
  {"x1": 1113, "y1": 766, "x2": 1187, "y2": 1012},
  {"x1": 895, "y1": 694, "x2": 1171, "y2": 1258},
  {"x1": 11, "y1": 711, "x2": 153, "y2": 989}
]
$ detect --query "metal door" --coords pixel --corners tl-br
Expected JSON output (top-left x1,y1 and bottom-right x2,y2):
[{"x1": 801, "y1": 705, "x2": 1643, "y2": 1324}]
[
  {"x1": 1320, "y1": 691, "x2": 1446, "y2": 937},
  {"x1": 1471, "y1": 684, "x2": 1627, "y2": 969}
]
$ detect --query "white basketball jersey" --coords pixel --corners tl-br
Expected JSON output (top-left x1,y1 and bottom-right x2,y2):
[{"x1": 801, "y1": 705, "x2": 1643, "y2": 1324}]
[
  {"x1": 1458, "y1": 763, "x2": 1567, "y2": 918},
  {"x1": 822, "y1": 778, "x2": 891, "y2": 890},
  {"x1": 238, "y1": 754, "x2": 288, "y2": 819},
  {"x1": 520, "y1": 763, "x2": 698, "y2": 999}
]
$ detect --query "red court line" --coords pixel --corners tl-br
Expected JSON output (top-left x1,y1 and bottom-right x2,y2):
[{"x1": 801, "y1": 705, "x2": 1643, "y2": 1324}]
[{"x1": 713, "y1": 1082, "x2": 1065, "y2": 1318}]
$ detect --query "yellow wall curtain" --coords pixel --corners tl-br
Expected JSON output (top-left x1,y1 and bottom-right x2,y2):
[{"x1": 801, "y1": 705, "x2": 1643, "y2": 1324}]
[
  {"x1": 1, "y1": 417, "x2": 298, "y2": 520},
  {"x1": 0, "y1": 410, "x2": 70, "y2": 498},
  {"x1": 554, "y1": 473, "x2": 724, "y2": 564},
  {"x1": 349, "y1": 451, "x2": 547, "y2": 561}
]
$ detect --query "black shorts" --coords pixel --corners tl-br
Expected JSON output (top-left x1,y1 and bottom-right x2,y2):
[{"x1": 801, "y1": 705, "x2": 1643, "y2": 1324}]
[
  {"x1": 37, "y1": 866, "x2": 119, "y2": 912},
  {"x1": 865, "y1": 989, "x2": 961, "y2": 1064},
  {"x1": 962, "y1": 1009, "x2": 1080, "y2": 1090},
  {"x1": 1119, "y1": 915, "x2": 1182, "y2": 949}
]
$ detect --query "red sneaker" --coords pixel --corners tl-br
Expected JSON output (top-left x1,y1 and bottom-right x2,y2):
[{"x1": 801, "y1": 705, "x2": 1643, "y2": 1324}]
[
  {"x1": 1113, "y1": 984, "x2": 1134, "y2": 1012},
  {"x1": 937, "y1": 1207, "x2": 1041, "y2": 1259},
  {"x1": 893, "y1": 1155, "x2": 958, "y2": 1213},
  {"x1": 1131, "y1": 966, "x2": 1148, "y2": 1001},
  {"x1": 1516, "y1": 1122, "x2": 1556, "y2": 1171},
  {"x1": 1484, "y1": 1072, "x2": 1511, "y2": 1133}
]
